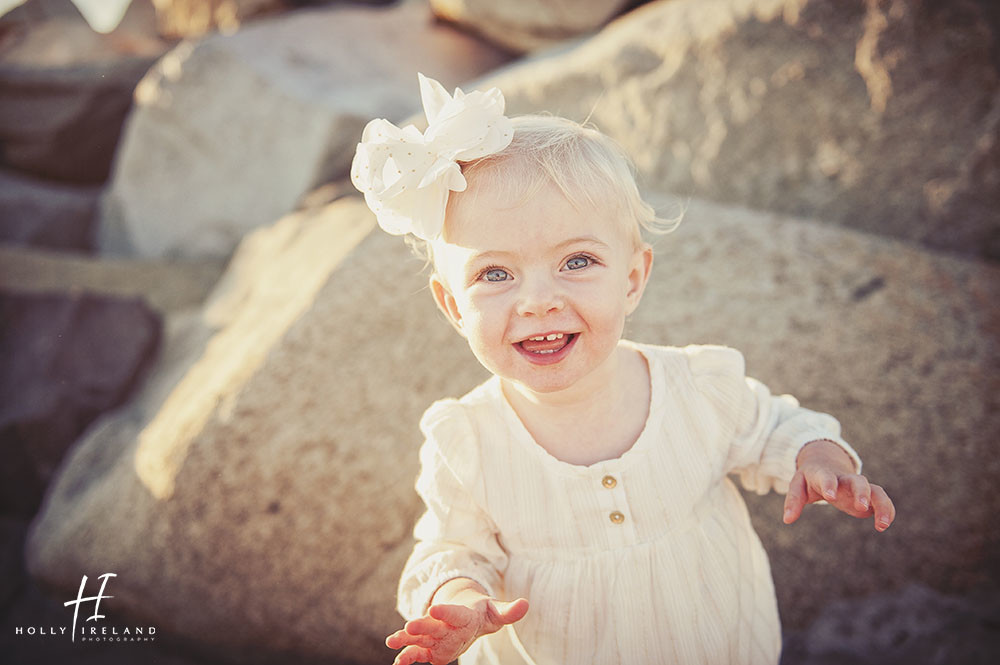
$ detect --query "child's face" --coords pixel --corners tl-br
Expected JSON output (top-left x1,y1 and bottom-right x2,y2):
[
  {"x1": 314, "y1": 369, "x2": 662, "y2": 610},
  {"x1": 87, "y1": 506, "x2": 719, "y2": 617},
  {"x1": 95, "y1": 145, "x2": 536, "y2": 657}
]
[{"x1": 430, "y1": 178, "x2": 652, "y2": 395}]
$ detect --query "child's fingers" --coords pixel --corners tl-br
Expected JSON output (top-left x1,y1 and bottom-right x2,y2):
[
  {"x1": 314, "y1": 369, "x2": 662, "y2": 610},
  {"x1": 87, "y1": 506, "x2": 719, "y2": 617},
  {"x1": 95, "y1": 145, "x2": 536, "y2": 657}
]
[
  {"x1": 404, "y1": 616, "x2": 448, "y2": 639},
  {"x1": 843, "y1": 474, "x2": 872, "y2": 514},
  {"x1": 494, "y1": 597, "x2": 530, "y2": 625},
  {"x1": 783, "y1": 470, "x2": 807, "y2": 524},
  {"x1": 870, "y1": 484, "x2": 895, "y2": 531},
  {"x1": 808, "y1": 467, "x2": 840, "y2": 502},
  {"x1": 386, "y1": 628, "x2": 435, "y2": 649},
  {"x1": 429, "y1": 603, "x2": 476, "y2": 628},
  {"x1": 393, "y1": 644, "x2": 432, "y2": 665}
]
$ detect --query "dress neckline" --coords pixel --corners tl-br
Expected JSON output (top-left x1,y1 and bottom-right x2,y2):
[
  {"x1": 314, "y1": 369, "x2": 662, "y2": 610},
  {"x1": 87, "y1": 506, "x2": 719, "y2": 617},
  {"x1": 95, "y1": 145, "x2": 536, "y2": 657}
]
[{"x1": 490, "y1": 340, "x2": 662, "y2": 476}]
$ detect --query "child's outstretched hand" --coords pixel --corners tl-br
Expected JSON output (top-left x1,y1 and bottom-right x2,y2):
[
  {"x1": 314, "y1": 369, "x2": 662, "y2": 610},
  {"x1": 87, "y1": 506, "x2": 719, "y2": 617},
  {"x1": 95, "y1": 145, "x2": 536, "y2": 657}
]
[
  {"x1": 782, "y1": 439, "x2": 895, "y2": 532},
  {"x1": 386, "y1": 578, "x2": 529, "y2": 665}
]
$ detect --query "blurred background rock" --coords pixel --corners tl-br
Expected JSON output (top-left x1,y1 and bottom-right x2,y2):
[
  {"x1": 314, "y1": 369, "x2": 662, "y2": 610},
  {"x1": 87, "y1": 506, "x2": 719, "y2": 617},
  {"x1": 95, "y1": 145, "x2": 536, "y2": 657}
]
[{"x1": 0, "y1": 1, "x2": 997, "y2": 664}]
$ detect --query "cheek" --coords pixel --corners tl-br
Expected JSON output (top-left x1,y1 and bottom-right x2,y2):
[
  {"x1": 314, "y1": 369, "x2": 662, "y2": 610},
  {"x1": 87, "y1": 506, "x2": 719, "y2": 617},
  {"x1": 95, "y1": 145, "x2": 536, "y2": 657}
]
[
  {"x1": 457, "y1": 292, "x2": 507, "y2": 340},
  {"x1": 573, "y1": 279, "x2": 629, "y2": 320}
]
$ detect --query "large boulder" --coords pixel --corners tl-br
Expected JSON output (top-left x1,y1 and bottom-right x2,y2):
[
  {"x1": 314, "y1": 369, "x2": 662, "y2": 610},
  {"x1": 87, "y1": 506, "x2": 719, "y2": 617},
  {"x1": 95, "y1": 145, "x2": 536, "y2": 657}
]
[
  {"x1": 637, "y1": 194, "x2": 999, "y2": 629},
  {"x1": 430, "y1": 0, "x2": 633, "y2": 53},
  {"x1": 99, "y1": 0, "x2": 512, "y2": 259},
  {"x1": 150, "y1": 0, "x2": 287, "y2": 38},
  {"x1": 0, "y1": 0, "x2": 83, "y2": 24},
  {"x1": 26, "y1": 191, "x2": 998, "y2": 661},
  {"x1": 781, "y1": 584, "x2": 1000, "y2": 665},
  {"x1": 0, "y1": 244, "x2": 225, "y2": 314},
  {"x1": 30, "y1": 197, "x2": 405, "y2": 664},
  {"x1": 0, "y1": 4, "x2": 167, "y2": 183},
  {"x1": 486, "y1": 0, "x2": 1000, "y2": 260},
  {"x1": 0, "y1": 292, "x2": 161, "y2": 517},
  {"x1": 0, "y1": 518, "x2": 26, "y2": 611},
  {"x1": 149, "y1": 0, "x2": 397, "y2": 39},
  {"x1": 0, "y1": 168, "x2": 99, "y2": 251}
]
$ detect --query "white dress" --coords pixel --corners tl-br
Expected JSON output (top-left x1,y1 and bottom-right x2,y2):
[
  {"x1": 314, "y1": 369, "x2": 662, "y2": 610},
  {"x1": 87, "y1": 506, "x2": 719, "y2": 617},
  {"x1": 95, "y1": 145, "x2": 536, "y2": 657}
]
[{"x1": 397, "y1": 342, "x2": 861, "y2": 665}]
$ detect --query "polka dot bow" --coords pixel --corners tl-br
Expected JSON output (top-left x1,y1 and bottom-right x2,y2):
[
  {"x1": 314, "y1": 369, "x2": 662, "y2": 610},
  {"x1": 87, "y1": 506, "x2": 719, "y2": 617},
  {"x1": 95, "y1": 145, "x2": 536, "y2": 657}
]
[{"x1": 351, "y1": 73, "x2": 514, "y2": 241}]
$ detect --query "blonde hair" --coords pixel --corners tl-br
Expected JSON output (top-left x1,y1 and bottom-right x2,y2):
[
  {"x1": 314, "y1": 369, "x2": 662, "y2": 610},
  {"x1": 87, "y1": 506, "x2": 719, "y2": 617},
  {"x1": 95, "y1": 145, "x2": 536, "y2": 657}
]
[{"x1": 413, "y1": 114, "x2": 677, "y2": 263}]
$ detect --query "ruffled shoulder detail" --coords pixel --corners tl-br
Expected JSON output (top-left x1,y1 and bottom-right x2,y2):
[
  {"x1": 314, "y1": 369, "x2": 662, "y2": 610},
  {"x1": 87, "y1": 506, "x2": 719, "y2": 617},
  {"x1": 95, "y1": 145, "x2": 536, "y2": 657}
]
[
  {"x1": 418, "y1": 397, "x2": 483, "y2": 493},
  {"x1": 681, "y1": 344, "x2": 746, "y2": 379}
]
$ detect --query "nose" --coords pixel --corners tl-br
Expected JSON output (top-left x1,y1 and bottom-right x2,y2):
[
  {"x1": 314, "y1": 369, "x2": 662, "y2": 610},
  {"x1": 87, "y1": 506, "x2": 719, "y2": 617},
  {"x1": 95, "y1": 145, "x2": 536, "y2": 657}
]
[{"x1": 515, "y1": 273, "x2": 564, "y2": 317}]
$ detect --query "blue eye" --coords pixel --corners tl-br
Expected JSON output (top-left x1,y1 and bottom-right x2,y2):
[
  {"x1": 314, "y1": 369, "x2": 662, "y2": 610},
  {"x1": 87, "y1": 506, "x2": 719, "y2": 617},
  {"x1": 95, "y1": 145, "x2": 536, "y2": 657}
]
[
  {"x1": 565, "y1": 255, "x2": 591, "y2": 270},
  {"x1": 483, "y1": 268, "x2": 510, "y2": 282}
]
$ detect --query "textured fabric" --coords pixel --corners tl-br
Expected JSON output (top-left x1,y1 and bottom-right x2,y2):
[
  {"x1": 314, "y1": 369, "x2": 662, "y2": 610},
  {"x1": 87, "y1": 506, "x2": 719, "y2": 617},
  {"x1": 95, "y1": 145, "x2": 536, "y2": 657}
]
[{"x1": 397, "y1": 342, "x2": 861, "y2": 665}]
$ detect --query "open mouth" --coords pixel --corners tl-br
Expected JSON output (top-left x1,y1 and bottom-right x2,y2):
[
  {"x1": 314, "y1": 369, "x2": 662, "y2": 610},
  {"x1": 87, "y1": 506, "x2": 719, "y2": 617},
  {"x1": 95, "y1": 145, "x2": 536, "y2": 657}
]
[{"x1": 515, "y1": 332, "x2": 578, "y2": 364}]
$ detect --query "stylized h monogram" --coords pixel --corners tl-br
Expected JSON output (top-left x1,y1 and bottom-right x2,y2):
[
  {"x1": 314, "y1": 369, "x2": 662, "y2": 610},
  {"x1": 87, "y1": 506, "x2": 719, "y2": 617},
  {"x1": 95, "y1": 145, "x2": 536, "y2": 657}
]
[{"x1": 64, "y1": 573, "x2": 116, "y2": 642}]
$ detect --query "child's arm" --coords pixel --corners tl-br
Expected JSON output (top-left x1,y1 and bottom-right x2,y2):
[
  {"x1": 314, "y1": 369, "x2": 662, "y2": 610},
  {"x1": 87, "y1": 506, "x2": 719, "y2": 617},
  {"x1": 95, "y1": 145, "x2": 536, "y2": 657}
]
[
  {"x1": 685, "y1": 346, "x2": 895, "y2": 530},
  {"x1": 386, "y1": 578, "x2": 529, "y2": 665},
  {"x1": 389, "y1": 400, "x2": 527, "y2": 664},
  {"x1": 781, "y1": 439, "x2": 896, "y2": 531}
]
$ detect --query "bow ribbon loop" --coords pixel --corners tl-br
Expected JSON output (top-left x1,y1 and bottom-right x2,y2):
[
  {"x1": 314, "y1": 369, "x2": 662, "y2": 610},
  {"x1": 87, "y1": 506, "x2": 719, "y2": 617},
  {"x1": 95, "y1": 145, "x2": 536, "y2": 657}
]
[{"x1": 351, "y1": 73, "x2": 514, "y2": 241}]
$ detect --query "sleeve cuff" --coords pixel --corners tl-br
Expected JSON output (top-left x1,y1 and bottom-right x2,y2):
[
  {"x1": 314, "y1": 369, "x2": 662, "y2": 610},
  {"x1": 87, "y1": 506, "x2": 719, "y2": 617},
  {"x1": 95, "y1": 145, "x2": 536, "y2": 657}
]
[
  {"x1": 399, "y1": 568, "x2": 498, "y2": 620},
  {"x1": 797, "y1": 435, "x2": 863, "y2": 475}
]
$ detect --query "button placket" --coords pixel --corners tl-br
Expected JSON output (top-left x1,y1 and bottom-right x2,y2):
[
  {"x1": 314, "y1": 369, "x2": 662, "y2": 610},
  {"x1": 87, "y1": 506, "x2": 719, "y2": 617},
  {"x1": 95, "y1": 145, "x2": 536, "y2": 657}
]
[
  {"x1": 594, "y1": 471, "x2": 637, "y2": 544},
  {"x1": 602, "y1": 474, "x2": 624, "y2": 524}
]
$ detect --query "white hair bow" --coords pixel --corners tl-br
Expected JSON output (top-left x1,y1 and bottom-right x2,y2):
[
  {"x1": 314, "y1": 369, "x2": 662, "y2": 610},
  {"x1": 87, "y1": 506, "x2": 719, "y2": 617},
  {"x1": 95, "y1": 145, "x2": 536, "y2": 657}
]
[{"x1": 350, "y1": 73, "x2": 514, "y2": 241}]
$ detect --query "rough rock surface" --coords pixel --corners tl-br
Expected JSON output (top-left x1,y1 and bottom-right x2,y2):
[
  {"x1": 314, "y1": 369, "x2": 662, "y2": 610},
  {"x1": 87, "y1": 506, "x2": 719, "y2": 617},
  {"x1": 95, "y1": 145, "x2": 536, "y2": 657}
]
[
  {"x1": 780, "y1": 584, "x2": 1000, "y2": 665},
  {"x1": 151, "y1": 0, "x2": 287, "y2": 37},
  {"x1": 26, "y1": 192, "x2": 998, "y2": 661},
  {"x1": 0, "y1": 518, "x2": 25, "y2": 611},
  {"x1": 430, "y1": 0, "x2": 632, "y2": 53},
  {"x1": 1, "y1": 514, "x2": 218, "y2": 665},
  {"x1": 0, "y1": 3, "x2": 167, "y2": 183},
  {"x1": 0, "y1": 168, "x2": 99, "y2": 251},
  {"x1": 99, "y1": 0, "x2": 511, "y2": 259},
  {"x1": 0, "y1": 245, "x2": 226, "y2": 314},
  {"x1": 0, "y1": 0, "x2": 83, "y2": 24},
  {"x1": 30, "y1": 197, "x2": 395, "y2": 664},
  {"x1": 0, "y1": 292, "x2": 161, "y2": 517},
  {"x1": 637, "y1": 194, "x2": 1000, "y2": 629},
  {"x1": 0, "y1": 52, "x2": 155, "y2": 183},
  {"x1": 150, "y1": 0, "x2": 397, "y2": 39},
  {"x1": 486, "y1": 0, "x2": 1000, "y2": 259}
]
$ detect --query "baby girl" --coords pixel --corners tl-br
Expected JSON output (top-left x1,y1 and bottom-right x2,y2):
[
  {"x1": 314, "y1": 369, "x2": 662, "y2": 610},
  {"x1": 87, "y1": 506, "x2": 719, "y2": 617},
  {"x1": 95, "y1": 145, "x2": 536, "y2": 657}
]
[{"x1": 352, "y1": 74, "x2": 895, "y2": 665}]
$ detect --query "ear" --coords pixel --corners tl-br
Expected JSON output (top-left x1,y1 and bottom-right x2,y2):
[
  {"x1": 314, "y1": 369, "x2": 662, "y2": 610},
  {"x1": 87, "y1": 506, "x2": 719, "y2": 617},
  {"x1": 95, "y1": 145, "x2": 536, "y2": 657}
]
[
  {"x1": 430, "y1": 273, "x2": 466, "y2": 337},
  {"x1": 624, "y1": 244, "x2": 654, "y2": 316}
]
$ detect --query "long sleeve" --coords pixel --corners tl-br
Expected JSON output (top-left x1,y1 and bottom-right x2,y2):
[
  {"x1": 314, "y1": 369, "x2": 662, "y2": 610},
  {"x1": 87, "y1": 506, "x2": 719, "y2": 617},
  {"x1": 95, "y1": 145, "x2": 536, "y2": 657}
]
[
  {"x1": 684, "y1": 345, "x2": 862, "y2": 495},
  {"x1": 396, "y1": 399, "x2": 509, "y2": 620}
]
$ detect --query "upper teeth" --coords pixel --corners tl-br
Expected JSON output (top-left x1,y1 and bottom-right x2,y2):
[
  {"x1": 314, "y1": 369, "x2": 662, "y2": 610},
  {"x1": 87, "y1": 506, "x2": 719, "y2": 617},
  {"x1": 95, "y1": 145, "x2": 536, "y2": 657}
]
[{"x1": 529, "y1": 333, "x2": 564, "y2": 341}]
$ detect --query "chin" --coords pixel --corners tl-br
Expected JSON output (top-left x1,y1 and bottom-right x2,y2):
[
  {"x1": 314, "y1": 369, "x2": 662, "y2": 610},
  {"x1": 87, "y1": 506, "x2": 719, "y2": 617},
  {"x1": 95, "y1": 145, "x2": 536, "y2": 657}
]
[{"x1": 504, "y1": 363, "x2": 591, "y2": 395}]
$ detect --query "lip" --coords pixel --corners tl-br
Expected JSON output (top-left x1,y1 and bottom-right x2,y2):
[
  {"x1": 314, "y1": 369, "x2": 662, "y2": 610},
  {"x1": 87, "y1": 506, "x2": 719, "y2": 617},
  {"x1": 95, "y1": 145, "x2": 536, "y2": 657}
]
[{"x1": 513, "y1": 332, "x2": 578, "y2": 366}]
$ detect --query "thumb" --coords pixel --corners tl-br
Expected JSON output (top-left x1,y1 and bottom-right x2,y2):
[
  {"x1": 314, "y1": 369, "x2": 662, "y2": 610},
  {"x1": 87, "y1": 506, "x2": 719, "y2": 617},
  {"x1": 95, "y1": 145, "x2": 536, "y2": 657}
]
[{"x1": 493, "y1": 598, "x2": 529, "y2": 625}]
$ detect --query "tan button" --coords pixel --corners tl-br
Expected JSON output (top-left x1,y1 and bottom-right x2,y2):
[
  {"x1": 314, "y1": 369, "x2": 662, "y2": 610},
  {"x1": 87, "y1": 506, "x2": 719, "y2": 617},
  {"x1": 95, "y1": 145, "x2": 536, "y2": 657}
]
[
  {"x1": 609, "y1": 511, "x2": 625, "y2": 524},
  {"x1": 602, "y1": 475, "x2": 617, "y2": 489}
]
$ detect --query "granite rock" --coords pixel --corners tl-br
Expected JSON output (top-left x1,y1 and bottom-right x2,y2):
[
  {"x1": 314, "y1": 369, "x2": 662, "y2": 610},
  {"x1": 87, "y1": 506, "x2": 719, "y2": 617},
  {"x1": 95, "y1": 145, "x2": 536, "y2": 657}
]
[
  {"x1": 486, "y1": 0, "x2": 1000, "y2": 259},
  {"x1": 0, "y1": 244, "x2": 225, "y2": 314},
  {"x1": 430, "y1": 0, "x2": 632, "y2": 53},
  {"x1": 0, "y1": 292, "x2": 161, "y2": 517},
  {"x1": 0, "y1": 2, "x2": 167, "y2": 184},
  {"x1": 633, "y1": 194, "x2": 1000, "y2": 628},
  {"x1": 26, "y1": 192, "x2": 999, "y2": 661},
  {"x1": 0, "y1": 168, "x2": 99, "y2": 251},
  {"x1": 99, "y1": 0, "x2": 511, "y2": 259},
  {"x1": 150, "y1": 0, "x2": 287, "y2": 38},
  {"x1": 780, "y1": 584, "x2": 1000, "y2": 665},
  {"x1": 150, "y1": 0, "x2": 398, "y2": 39}
]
